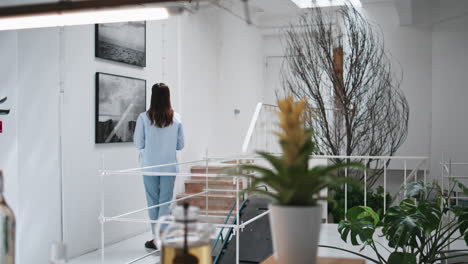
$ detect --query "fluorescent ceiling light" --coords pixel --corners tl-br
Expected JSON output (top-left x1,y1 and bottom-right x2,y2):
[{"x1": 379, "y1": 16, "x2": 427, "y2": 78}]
[
  {"x1": 0, "y1": 6, "x2": 169, "y2": 31},
  {"x1": 291, "y1": 0, "x2": 362, "y2": 8}
]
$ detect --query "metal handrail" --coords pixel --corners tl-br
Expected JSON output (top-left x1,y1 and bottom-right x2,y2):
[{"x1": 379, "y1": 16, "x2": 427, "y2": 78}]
[
  {"x1": 406, "y1": 159, "x2": 427, "y2": 183},
  {"x1": 212, "y1": 199, "x2": 246, "y2": 252},
  {"x1": 212, "y1": 199, "x2": 249, "y2": 264},
  {"x1": 241, "y1": 102, "x2": 264, "y2": 154}
]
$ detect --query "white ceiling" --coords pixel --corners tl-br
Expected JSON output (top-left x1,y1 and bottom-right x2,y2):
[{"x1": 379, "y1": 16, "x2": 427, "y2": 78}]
[
  {"x1": 250, "y1": 0, "x2": 391, "y2": 15},
  {"x1": 248, "y1": 0, "x2": 394, "y2": 27},
  {"x1": 250, "y1": 0, "x2": 300, "y2": 15}
]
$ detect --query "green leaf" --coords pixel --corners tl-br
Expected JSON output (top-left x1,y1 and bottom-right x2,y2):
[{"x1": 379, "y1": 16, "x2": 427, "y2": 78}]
[
  {"x1": 348, "y1": 206, "x2": 380, "y2": 225},
  {"x1": 388, "y1": 252, "x2": 416, "y2": 264},
  {"x1": 404, "y1": 182, "x2": 427, "y2": 200},
  {"x1": 457, "y1": 209, "x2": 468, "y2": 245},
  {"x1": 338, "y1": 206, "x2": 378, "y2": 246},
  {"x1": 229, "y1": 141, "x2": 363, "y2": 206},
  {"x1": 382, "y1": 200, "x2": 422, "y2": 248},
  {"x1": 456, "y1": 180, "x2": 468, "y2": 196},
  {"x1": 257, "y1": 151, "x2": 286, "y2": 174},
  {"x1": 246, "y1": 188, "x2": 280, "y2": 201},
  {"x1": 417, "y1": 200, "x2": 442, "y2": 232}
]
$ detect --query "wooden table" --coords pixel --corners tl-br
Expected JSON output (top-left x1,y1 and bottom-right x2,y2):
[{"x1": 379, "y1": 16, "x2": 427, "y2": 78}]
[{"x1": 261, "y1": 256, "x2": 365, "y2": 264}]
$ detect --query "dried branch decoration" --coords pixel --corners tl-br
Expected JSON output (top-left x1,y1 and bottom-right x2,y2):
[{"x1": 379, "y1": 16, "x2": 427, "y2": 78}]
[{"x1": 281, "y1": 4, "x2": 409, "y2": 186}]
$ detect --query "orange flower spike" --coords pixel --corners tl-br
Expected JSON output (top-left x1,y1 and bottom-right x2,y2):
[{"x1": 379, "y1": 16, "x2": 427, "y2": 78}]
[{"x1": 276, "y1": 97, "x2": 308, "y2": 165}]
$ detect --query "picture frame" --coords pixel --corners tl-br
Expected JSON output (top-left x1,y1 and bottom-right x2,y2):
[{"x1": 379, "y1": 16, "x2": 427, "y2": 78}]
[
  {"x1": 95, "y1": 21, "x2": 147, "y2": 67},
  {"x1": 95, "y1": 72, "x2": 147, "y2": 144}
]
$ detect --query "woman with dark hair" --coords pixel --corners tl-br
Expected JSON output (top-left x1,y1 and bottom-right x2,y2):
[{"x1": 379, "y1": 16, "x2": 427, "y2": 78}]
[{"x1": 134, "y1": 83, "x2": 184, "y2": 249}]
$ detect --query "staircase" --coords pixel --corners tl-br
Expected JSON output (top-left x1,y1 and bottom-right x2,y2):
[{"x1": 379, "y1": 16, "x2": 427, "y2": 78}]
[{"x1": 177, "y1": 163, "x2": 247, "y2": 223}]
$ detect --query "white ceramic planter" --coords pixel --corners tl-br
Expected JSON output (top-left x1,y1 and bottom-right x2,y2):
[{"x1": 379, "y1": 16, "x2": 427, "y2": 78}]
[{"x1": 269, "y1": 204, "x2": 322, "y2": 264}]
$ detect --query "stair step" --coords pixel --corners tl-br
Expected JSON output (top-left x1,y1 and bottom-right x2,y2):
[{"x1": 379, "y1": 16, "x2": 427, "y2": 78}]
[
  {"x1": 198, "y1": 210, "x2": 236, "y2": 225},
  {"x1": 199, "y1": 209, "x2": 231, "y2": 216},
  {"x1": 199, "y1": 215, "x2": 236, "y2": 225},
  {"x1": 221, "y1": 159, "x2": 254, "y2": 164},
  {"x1": 177, "y1": 193, "x2": 238, "y2": 211},
  {"x1": 190, "y1": 166, "x2": 232, "y2": 174},
  {"x1": 185, "y1": 179, "x2": 244, "y2": 194},
  {"x1": 190, "y1": 176, "x2": 238, "y2": 181}
]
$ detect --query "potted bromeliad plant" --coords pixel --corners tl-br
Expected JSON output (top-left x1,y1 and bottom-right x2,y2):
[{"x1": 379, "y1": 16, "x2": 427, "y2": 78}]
[
  {"x1": 329, "y1": 181, "x2": 468, "y2": 264},
  {"x1": 237, "y1": 97, "x2": 362, "y2": 264}
]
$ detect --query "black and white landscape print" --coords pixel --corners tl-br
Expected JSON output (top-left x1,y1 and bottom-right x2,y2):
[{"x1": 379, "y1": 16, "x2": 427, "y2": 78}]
[
  {"x1": 95, "y1": 22, "x2": 146, "y2": 67},
  {"x1": 95, "y1": 73, "x2": 146, "y2": 144}
]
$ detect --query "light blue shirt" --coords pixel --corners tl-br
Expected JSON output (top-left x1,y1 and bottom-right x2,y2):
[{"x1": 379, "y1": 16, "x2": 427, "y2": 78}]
[{"x1": 133, "y1": 112, "x2": 184, "y2": 172}]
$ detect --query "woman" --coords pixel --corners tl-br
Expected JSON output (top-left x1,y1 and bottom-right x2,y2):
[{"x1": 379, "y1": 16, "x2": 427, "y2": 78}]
[{"x1": 134, "y1": 83, "x2": 184, "y2": 249}]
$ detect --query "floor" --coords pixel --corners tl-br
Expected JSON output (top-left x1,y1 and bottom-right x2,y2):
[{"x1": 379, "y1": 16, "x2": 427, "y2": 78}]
[
  {"x1": 68, "y1": 232, "x2": 159, "y2": 264},
  {"x1": 69, "y1": 224, "x2": 390, "y2": 264}
]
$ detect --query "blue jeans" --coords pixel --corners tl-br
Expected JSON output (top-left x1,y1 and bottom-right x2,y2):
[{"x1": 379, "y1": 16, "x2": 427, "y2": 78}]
[{"x1": 143, "y1": 176, "x2": 176, "y2": 234}]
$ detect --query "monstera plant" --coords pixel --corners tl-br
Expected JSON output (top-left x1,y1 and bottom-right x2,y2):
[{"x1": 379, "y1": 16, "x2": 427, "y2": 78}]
[{"x1": 324, "y1": 181, "x2": 468, "y2": 264}]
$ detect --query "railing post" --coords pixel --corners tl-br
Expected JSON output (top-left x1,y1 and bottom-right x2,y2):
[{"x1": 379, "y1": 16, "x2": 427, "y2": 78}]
[
  {"x1": 99, "y1": 170, "x2": 106, "y2": 264},
  {"x1": 415, "y1": 162, "x2": 418, "y2": 183},
  {"x1": 345, "y1": 167, "x2": 348, "y2": 219},
  {"x1": 364, "y1": 159, "x2": 367, "y2": 207},
  {"x1": 205, "y1": 150, "x2": 209, "y2": 217},
  {"x1": 100, "y1": 171, "x2": 105, "y2": 264},
  {"x1": 263, "y1": 109, "x2": 267, "y2": 152},
  {"x1": 384, "y1": 161, "x2": 387, "y2": 213},
  {"x1": 100, "y1": 155, "x2": 105, "y2": 264},
  {"x1": 236, "y1": 176, "x2": 240, "y2": 264},
  {"x1": 442, "y1": 160, "x2": 445, "y2": 193},
  {"x1": 404, "y1": 160, "x2": 407, "y2": 197},
  {"x1": 424, "y1": 159, "x2": 427, "y2": 185}
]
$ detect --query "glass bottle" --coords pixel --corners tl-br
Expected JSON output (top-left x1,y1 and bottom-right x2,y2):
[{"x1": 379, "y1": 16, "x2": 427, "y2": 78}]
[
  {"x1": 158, "y1": 204, "x2": 215, "y2": 264},
  {"x1": 0, "y1": 170, "x2": 15, "y2": 264}
]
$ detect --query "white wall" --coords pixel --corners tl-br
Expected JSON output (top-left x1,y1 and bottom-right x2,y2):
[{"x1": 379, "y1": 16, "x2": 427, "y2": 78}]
[
  {"x1": 0, "y1": 30, "x2": 20, "y2": 264},
  {"x1": 16, "y1": 27, "x2": 62, "y2": 264},
  {"x1": 177, "y1": 9, "x2": 219, "y2": 162},
  {"x1": 9, "y1": 1, "x2": 467, "y2": 262},
  {"x1": 362, "y1": 3, "x2": 432, "y2": 158},
  {"x1": 212, "y1": 8, "x2": 264, "y2": 157},
  {"x1": 0, "y1": 31, "x2": 19, "y2": 216},
  {"x1": 0, "y1": 8, "x2": 62, "y2": 264},
  {"x1": 261, "y1": 3, "x2": 433, "y2": 160},
  {"x1": 0, "y1": 5, "x2": 265, "y2": 262},
  {"x1": 0, "y1": 4, "x2": 62, "y2": 263},
  {"x1": 2, "y1": 5, "x2": 434, "y2": 261},
  {"x1": 59, "y1": 8, "x2": 264, "y2": 257},
  {"x1": 61, "y1": 18, "x2": 180, "y2": 257},
  {"x1": 0, "y1": 12, "x2": 183, "y2": 262},
  {"x1": 176, "y1": 6, "x2": 264, "y2": 160},
  {"x1": 431, "y1": 11, "x2": 468, "y2": 179}
]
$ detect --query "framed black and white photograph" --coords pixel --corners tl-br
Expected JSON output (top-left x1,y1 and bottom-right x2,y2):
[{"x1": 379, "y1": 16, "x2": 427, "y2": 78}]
[
  {"x1": 95, "y1": 22, "x2": 146, "y2": 67},
  {"x1": 95, "y1": 72, "x2": 146, "y2": 144}
]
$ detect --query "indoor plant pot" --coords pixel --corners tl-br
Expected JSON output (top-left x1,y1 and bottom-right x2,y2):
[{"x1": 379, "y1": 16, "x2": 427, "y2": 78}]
[
  {"x1": 269, "y1": 204, "x2": 322, "y2": 264},
  {"x1": 235, "y1": 97, "x2": 361, "y2": 264}
]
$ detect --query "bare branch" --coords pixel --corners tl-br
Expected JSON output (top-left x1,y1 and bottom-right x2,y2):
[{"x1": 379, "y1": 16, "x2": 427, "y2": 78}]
[{"x1": 280, "y1": 4, "x2": 409, "y2": 187}]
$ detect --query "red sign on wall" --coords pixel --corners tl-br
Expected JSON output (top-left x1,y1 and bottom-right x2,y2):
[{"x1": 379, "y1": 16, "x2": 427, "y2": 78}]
[{"x1": 0, "y1": 121, "x2": 2, "y2": 133}]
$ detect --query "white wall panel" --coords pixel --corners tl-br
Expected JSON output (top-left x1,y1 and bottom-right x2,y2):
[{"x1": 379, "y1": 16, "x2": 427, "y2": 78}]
[
  {"x1": 431, "y1": 13, "x2": 468, "y2": 180},
  {"x1": 17, "y1": 27, "x2": 62, "y2": 264},
  {"x1": 61, "y1": 18, "x2": 181, "y2": 257},
  {"x1": 0, "y1": 31, "x2": 19, "y2": 264}
]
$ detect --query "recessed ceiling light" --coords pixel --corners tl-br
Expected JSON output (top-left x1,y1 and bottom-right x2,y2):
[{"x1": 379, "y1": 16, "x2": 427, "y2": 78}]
[{"x1": 291, "y1": 0, "x2": 362, "y2": 8}]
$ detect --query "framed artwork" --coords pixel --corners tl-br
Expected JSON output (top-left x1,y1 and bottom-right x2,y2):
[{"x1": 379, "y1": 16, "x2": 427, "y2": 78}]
[
  {"x1": 95, "y1": 72, "x2": 146, "y2": 144},
  {"x1": 95, "y1": 21, "x2": 146, "y2": 67}
]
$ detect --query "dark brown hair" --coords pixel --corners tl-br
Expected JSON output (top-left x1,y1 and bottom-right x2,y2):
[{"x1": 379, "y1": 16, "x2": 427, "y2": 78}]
[{"x1": 147, "y1": 83, "x2": 174, "y2": 128}]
